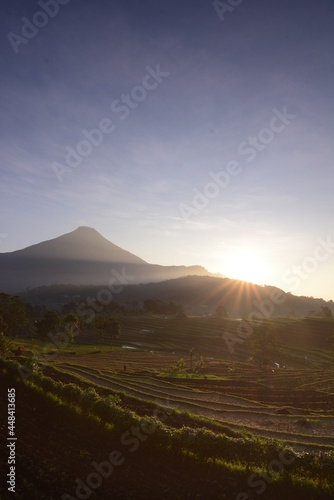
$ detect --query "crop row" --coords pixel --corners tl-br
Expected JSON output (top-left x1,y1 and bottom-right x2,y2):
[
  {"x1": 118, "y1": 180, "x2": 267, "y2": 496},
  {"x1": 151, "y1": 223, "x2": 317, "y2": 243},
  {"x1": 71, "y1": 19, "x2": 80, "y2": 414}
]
[{"x1": 2, "y1": 357, "x2": 334, "y2": 489}]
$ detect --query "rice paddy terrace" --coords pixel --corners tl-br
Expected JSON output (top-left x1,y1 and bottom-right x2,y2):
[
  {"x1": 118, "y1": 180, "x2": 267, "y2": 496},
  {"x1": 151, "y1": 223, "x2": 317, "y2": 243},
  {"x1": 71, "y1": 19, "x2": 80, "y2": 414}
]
[
  {"x1": 41, "y1": 315, "x2": 334, "y2": 451},
  {"x1": 2, "y1": 315, "x2": 334, "y2": 499}
]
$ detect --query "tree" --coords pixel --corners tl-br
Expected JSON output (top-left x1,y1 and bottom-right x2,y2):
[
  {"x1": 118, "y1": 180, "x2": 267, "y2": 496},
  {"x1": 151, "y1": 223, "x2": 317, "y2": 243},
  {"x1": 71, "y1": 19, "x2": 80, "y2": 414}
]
[
  {"x1": 36, "y1": 310, "x2": 61, "y2": 338},
  {"x1": 0, "y1": 293, "x2": 28, "y2": 336},
  {"x1": 189, "y1": 348, "x2": 194, "y2": 371},
  {"x1": 126, "y1": 299, "x2": 139, "y2": 314},
  {"x1": 251, "y1": 321, "x2": 279, "y2": 368},
  {"x1": 0, "y1": 333, "x2": 12, "y2": 358},
  {"x1": 143, "y1": 299, "x2": 184, "y2": 315},
  {"x1": 0, "y1": 314, "x2": 8, "y2": 335},
  {"x1": 0, "y1": 315, "x2": 11, "y2": 357},
  {"x1": 216, "y1": 305, "x2": 228, "y2": 318},
  {"x1": 93, "y1": 315, "x2": 121, "y2": 345},
  {"x1": 63, "y1": 312, "x2": 79, "y2": 344},
  {"x1": 321, "y1": 306, "x2": 332, "y2": 318}
]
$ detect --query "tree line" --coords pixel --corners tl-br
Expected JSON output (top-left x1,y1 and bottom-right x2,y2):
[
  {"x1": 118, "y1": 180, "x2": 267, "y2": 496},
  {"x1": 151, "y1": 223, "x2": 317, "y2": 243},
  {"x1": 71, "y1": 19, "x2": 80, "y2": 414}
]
[{"x1": 0, "y1": 293, "x2": 121, "y2": 348}]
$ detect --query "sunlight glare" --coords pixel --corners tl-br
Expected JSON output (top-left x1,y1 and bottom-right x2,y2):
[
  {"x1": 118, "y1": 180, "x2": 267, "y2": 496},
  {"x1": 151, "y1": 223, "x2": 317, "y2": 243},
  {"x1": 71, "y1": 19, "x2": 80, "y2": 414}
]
[{"x1": 224, "y1": 249, "x2": 269, "y2": 285}]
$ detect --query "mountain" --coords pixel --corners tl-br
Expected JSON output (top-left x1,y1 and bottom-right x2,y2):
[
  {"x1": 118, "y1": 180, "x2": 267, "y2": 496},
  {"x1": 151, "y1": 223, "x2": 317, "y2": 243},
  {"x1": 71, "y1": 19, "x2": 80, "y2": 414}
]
[
  {"x1": 11, "y1": 226, "x2": 147, "y2": 264},
  {"x1": 119, "y1": 275, "x2": 333, "y2": 317},
  {"x1": 0, "y1": 227, "x2": 211, "y2": 293},
  {"x1": 19, "y1": 275, "x2": 334, "y2": 319}
]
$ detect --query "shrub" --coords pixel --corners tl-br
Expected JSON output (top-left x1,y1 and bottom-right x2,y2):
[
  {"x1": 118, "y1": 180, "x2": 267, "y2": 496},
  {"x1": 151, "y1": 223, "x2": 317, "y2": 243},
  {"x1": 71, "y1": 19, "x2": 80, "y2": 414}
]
[
  {"x1": 61, "y1": 382, "x2": 83, "y2": 403},
  {"x1": 81, "y1": 387, "x2": 99, "y2": 410}
]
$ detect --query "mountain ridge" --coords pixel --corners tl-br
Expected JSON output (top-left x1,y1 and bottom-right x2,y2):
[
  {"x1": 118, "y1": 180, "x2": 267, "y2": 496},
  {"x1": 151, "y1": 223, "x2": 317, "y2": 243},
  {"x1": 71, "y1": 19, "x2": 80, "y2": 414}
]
[
  {"x1": 0, "y1": 227, "x2": 211, "y2": 292},
  {"x1": 19, "y1": 275, "x2": 334, "y2": 318},
  {"x1": 5, "y1": 226, "x2": 147, "y2": 264}
]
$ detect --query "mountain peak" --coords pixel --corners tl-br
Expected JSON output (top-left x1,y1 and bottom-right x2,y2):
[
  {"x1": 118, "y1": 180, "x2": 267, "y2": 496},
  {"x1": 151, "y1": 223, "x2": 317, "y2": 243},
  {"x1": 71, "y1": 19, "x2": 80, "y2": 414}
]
[
  {"x1": 72, "y1": 226, "x2": 100, "y2": 234},
  {"x1": 13, "y1": 227, "x2": 147, "y2": 264},
  {"x1": 0, "y1": 227, "x2": 212, "y2": 293}
]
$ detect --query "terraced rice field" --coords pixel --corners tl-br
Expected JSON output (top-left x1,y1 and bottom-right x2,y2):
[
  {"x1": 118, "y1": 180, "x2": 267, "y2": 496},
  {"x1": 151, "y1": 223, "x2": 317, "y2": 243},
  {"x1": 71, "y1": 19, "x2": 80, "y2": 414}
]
[
  {"x1": 55, "y1": 356, "x2": 334, "y2": 451},
  {"x1": 30, "y1": 314, "x2": 334, "y2": 451}
]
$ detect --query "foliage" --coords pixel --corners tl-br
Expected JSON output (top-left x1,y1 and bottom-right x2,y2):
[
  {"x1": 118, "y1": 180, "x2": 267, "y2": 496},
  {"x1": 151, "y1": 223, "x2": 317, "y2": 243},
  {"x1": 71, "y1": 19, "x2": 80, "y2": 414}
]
[
  {"x1": 36, "y1": 310, "x2": 61, "y2": 337},
  {"x1": 61, "y1": 382, "x2": 83, "y2": 403},
  {"x1": 251, "y1": 320, "x2": 279, "y2": 367},
  {"x1": 168, "y1": 357, "x2": 186, "y2": 374},
  {"x1": 104, "y1": 393, "x2": 121, "y2": 406},
  {"x1": 1, "y1": 356, "x2": 334, "y2": 497},
  {"x1": 93, "y1": 315, "x2": 121, "y2": 343},
  {"x1": 0, "y1": 332, "x2": 13, "y2": 357},
  {"x1": 25, "y1": 355, "x2": 39, "y2": 374},
  {"x1": 321, "y1": 306, "x2": 332, "y2": 318},
  {"x1": 81, "y1": 386, "x2": 99, "y2": 410},
  {"x1": 189, "y1": 347, "x2": 194, "y2": 371},
  {"x1": 62, "y1": 312, "x2": 79, "y2": 343},
  {"x1": 0, "y1": 313, "x2": 8, "y2": 334},
  {"x1": 143, "y1": 299, "x2": 184, "y2": 315},
  {"x1": 216, "y1": 305, "x2": 228, "y2": 318},
  {"x1": 0, "y1": 293, "x2": 29, "y2": 336}
]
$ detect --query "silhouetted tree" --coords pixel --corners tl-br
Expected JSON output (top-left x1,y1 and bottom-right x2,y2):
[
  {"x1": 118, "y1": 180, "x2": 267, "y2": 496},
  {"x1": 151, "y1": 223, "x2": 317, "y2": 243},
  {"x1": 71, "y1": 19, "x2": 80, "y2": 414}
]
[
  {"x1": 252, "y1": 321, "x2": 279, "y2": 368},
  {"x1": 216, "y1": 305, "x2": 228, "y2": 318},
  {"x1": 62, "y1": 312, "x2": 79, "y2": 343},
  {"x1": 0, "y1": 314, "x2": 8, "y2": 335},
  {"x1": 0, "y1": 333, "x2": 12, "y2": 357},
  {"x1": 321, "y1": 306, "x2": 332, "y2": 318},
  {"x1": 0, "y1": 293, "x2": 28, "y2": 336},
  {"x1": 93, "y1": 315, "x2": 121, "y2": 344},
  {"x1": 143, "y1": 299, "x2": 183, "y2": 315},
  {"x1": 189, "y1": 348, "x2": 194, "y2": 371},
  {"x1": 36, "y1": 310, "x2": 61, "y2": 338}
]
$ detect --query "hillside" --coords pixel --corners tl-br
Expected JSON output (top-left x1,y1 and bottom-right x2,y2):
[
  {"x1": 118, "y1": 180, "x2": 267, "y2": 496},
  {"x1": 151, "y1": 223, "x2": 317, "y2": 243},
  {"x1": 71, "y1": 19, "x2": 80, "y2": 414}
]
[
  {"x1": 19, "y1": 275, "x2": 334, "y2": 318},
  {"x1": 0, "y1": 227, "x2": 210, "y2": 292},
  {"x1": 2, "y1": 227, "x2": 332, "y2": 317}
]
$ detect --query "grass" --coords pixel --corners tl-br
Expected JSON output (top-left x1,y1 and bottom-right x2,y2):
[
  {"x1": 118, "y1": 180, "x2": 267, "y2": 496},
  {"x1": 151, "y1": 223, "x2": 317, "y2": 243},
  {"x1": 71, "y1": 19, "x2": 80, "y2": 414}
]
[
  {"x1": 1, "y1": 349, "x2": 334, "y2": 499},
  {"x1": 157, "y1": 370, "x2": 226, "y2": 380},
  {"x1": 5, "y1": 315, "x2": 334, "y2": 450}
]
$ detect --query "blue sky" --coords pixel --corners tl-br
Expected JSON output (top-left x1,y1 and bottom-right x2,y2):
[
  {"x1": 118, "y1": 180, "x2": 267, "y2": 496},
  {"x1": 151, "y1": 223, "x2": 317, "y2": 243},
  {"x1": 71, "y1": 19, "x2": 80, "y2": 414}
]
[{"x1": 1, "y1": 0, "x2": 334, "y2": 300}]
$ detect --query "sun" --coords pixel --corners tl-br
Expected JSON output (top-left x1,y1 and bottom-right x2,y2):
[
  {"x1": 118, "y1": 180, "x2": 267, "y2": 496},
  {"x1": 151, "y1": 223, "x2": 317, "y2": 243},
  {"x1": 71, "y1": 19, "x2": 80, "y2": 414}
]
[{"x1": 224, "y1": 249, "x2": 269, "y2": 285}]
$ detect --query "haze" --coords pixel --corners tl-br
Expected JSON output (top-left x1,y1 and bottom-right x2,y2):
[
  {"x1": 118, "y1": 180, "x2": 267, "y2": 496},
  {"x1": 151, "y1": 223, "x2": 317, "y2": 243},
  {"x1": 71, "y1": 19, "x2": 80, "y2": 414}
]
[{"x1": 1, "y1": 0, "x2": 333, "y2": 300}]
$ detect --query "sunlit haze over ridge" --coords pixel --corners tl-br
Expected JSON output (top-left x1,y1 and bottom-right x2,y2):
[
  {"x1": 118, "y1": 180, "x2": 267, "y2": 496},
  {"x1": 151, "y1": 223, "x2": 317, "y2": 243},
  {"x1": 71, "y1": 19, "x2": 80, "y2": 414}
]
[{"x1": 0, "y1": 0, "x2": 333, "y2": 301}]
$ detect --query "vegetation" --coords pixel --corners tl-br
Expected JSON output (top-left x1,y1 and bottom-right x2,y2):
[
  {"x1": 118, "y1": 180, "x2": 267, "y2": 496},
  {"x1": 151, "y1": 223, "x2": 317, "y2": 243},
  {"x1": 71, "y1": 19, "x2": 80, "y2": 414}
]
[
  {"x1": 0, "y1": 292, "x2": 28, "y2": 335},
  {"x1": 0, "y1": 293, "x2": 333, "y2": 498},
  {"x1": 1, "y1": 357, "x2": 334, "y2": 499},
  {"x1": 143, "y1": 299, "x2": 184, "y2": 315},
  {"x1": 36, "y1": 310, "x2": 61, "y2": 337},
  {"x1": 93, "y1": 315, "x2": 121, "y2": 344},
  {"x1": 251, "y1": 320, "x2": 280, "y2": 367},
  {"x1": 0, "y1": 332, "x2": 12, "y2": 357}
]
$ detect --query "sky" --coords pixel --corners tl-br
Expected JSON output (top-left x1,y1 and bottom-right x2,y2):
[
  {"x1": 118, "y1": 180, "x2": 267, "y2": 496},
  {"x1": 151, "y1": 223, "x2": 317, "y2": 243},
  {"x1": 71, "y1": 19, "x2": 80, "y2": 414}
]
[{"x1": 1, "y1": 0, "x2": 334, "y2": 300}]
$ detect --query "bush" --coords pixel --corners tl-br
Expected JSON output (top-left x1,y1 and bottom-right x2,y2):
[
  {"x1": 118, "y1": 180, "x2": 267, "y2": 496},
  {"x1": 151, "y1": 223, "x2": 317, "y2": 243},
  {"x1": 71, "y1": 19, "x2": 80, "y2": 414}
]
[
  {"x1": 38, "y1": 375, "x2": 58, "y2": 393},
  {"x1": 81, "y1": 387, "x2": 99, "y2": 410},
  {"x1": 61, "y1": 383, "x2": 83, "y2": 404}
]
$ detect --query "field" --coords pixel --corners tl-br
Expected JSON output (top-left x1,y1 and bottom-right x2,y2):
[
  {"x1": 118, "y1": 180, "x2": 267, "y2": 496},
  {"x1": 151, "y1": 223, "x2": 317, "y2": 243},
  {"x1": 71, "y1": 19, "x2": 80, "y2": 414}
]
[{"x1": 1, "y1": 315, "x2": 334, "y2": 499}]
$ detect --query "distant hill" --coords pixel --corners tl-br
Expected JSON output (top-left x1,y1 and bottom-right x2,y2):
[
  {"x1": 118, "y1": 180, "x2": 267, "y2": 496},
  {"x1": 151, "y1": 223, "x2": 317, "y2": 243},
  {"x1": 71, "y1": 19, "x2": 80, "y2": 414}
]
[
  {"x1": 19, "y1": 275, "x2": 334, "y2": 319},
  {"x1": 125, "y1": 276, "x2": 333, "y2": 317},
  {"x1": 2, "y1": 227, "x2": 332, "y2": 318},
  {"x1": 0, "y1": 227, "x2": 211, "y2": 293}
]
